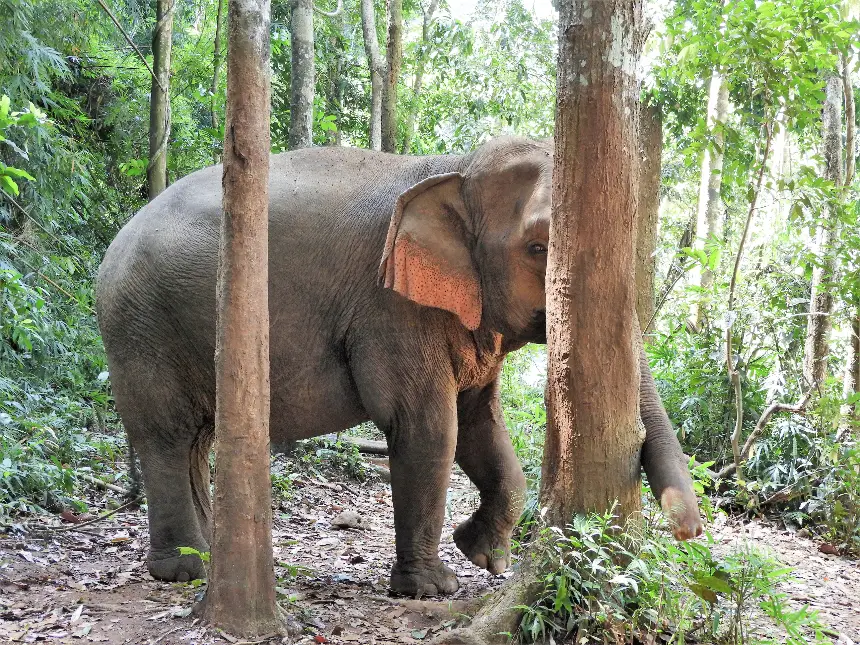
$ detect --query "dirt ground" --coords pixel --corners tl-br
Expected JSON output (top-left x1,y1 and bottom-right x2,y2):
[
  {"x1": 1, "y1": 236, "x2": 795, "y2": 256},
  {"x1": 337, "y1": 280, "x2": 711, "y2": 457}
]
[{"x1": 1, "y1": 460, "x2": 858, "y2": 645}]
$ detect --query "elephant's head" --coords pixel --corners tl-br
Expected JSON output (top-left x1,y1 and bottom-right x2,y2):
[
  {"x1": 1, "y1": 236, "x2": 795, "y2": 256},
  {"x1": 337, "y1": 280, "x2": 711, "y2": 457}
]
[
  {"x1": 378, "y1": 136, "x2": 704, "y2": 543},
  {"x1": 378, "y1": 137, "x2": 552, "y2": 344}
]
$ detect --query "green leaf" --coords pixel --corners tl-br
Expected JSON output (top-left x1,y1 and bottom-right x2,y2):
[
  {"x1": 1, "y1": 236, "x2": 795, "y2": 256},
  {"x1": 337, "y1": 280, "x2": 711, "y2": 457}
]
[
  {"x1": 0, "y1": 174, "x2": 19, "y2": 196},
  {"x1": 2, "y1": 166, "x2": 35, "y2": 181},
  {"x1": 696, "y1": 574, "x2": 733, "y2": 594},
  {"x1": 688, "y1": 583, "x2": 718, "y2": 604}
]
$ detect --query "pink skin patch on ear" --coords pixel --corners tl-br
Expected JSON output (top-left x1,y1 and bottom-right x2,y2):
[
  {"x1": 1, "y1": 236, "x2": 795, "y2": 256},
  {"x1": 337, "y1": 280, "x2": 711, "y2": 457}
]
[
  {"x1": 660, "y1": 486, "x2": 704, "y2": 541},
  {"x1": 384, "y1": 235, "x2": 482, "y2": 331}
]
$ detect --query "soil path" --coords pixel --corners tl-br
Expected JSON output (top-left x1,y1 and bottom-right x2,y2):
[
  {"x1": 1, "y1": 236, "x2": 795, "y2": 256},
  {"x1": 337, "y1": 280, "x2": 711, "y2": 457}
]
[{"x1": 0, "y1": 464, "x2": 857, "y2": 644}]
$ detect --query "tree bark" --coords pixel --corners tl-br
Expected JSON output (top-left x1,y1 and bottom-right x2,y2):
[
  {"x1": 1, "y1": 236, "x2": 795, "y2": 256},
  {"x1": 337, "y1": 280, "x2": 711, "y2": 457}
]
[
  {"x1": 541, "y1": 0, "x2": 644, "y2": 528},
  {"x1": 803, "y1": 74, "x2": 844, "y2": 388},
  {"x1": 201, "y1": 0, "x2": 280, "y2": 636},
  {"x1": 360, "y1": 0, "x2": 384, "y2": 151},
  {"x1": 400, "y1": 0, "x2": 438, "y2": 154},
  {"x1": 381, "y1": 0, "x2": 402, "y2": 153},
  {"x1": 211, "y1": 0, "x2": 226, "y2": 163},
  {"x1": 688, "y1": 70, "x2": 729, "y2": 327},
  {"x1": 636, "y1": 102, "x2": 661, "y2": 334},
  {"x1": 147, "y1": 0, "x2": 175, "y2": 199},
  {"x1": 288, "y1": 0, "x2": 315, "y2": 150}
]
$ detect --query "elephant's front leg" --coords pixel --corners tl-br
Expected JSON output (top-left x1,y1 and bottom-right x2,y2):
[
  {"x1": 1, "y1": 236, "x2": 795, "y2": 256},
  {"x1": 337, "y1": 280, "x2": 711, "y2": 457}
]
[
  {"x1": 386, "y1": 389, "x2": 460, "y2": 597},
  {"x1": 453, "y1": 380, "x2": 526, "y2": 575}
]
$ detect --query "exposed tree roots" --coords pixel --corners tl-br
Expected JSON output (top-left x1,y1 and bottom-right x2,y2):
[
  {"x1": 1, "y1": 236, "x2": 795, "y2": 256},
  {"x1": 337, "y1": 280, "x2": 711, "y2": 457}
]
[{"x1": 430, "y1": 559, "x2": 542, "y2": 645}]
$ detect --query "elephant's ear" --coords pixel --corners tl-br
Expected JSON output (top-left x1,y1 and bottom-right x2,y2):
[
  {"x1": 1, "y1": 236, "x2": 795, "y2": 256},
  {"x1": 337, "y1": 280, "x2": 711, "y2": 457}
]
[{"x1": 377, "y1": 173, "x2": 482, "y2": 331}]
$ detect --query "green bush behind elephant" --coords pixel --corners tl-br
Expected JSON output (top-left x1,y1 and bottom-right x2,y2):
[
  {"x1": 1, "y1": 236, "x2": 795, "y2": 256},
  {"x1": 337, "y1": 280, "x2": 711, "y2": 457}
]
[{"x1": 96, "y1": 137, "x2": 702, "y2": 597}]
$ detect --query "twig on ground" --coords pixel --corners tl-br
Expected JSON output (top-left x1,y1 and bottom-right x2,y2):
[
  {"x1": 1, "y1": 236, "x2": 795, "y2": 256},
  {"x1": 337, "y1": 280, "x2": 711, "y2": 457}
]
[
  {"x1": 150, "y1": 625, "x2": 182, "y2": 645},
  {"x1": 10, "y1": 497, "x2": 144, "y2": 537}
]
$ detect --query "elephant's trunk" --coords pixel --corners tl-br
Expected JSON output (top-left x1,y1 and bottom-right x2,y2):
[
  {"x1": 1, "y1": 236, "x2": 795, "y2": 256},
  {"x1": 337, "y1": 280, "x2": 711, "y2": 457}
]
[{"x1": 638, "y1": 345, "x2": 703, "y2": 540}]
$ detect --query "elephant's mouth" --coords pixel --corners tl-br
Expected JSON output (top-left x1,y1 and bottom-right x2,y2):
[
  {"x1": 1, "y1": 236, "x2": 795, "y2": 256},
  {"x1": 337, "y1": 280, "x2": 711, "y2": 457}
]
[{"x1": 524, "y1": 309, "x2": 546, "y2": 344}]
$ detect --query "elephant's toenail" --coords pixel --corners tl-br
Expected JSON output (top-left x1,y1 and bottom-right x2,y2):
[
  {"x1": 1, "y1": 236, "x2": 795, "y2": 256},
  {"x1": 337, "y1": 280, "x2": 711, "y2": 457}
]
[{"x1": 177, "y1": 571, "x2": 190, "y2": 582}]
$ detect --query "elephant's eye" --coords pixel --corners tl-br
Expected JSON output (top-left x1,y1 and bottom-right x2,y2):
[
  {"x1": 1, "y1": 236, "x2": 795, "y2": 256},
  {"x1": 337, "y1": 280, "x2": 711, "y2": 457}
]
[{"x1": 528, "y1": 242, "x2": 548, "y2": 256}]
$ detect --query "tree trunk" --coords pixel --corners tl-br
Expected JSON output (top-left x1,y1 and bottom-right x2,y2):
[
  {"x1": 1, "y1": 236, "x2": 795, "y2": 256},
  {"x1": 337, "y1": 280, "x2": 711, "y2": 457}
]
[
  {"x1": 541, "y1": 0, "x2": 644, "y2": 528},
  {"x1": 636, "y1": 102, "x2": 661, "y2": 334},
  {"x1": 803, "y1": 74, "x2": 844, "y2": 388},
  {"x1": 432, "y1": 4, "x2": 644, "y2": 643},
  {"x1": 841, "y1": 314, "x2": 860, "y2": 433},
  {"x1": 201, "y1": 0, "x2": 280, "y2": 636},
  {"x1": 839, "y1": 54, "x2": 856, "y2": 431},
  {"x1": 688, "y1": 70, "x2": 729, "y2": 327},
  {"x1": 844, "y1": 51, "x2": 855, "y2": 187},
  {"x1": 211, "y1": 0, "x2": 226, "y2": 163},
  {"x1": 147, "y1": 0, "x2": 175, "y2": 199},
  {"x1": 381, "y1": 0, "x2": 402, "y2": 153},
  {"x1": 325, "y1": 10, "x2": 345, "y2": 146},
  {"x1": 360, "y1": 0, "x2": 384, "y2": 151},
  {"x1": 401, "y1": 0, "x2": 438, "y2": 154},
  {"x1": 289, "y1": 0, "x2": 315, "y2": 150}
]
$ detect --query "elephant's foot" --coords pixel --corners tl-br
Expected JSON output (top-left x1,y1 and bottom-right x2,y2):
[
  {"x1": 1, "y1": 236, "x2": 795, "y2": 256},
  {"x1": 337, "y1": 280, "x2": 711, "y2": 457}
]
[
  {"x1": 390, "y1": 559, "x2": 459, "y2": 597},
  {"x1": 453, "y1": 515, "x2": 511, "y2": 575},
  {"x1": 148, "y1": 550, "x2": 208, "y2": 582}
]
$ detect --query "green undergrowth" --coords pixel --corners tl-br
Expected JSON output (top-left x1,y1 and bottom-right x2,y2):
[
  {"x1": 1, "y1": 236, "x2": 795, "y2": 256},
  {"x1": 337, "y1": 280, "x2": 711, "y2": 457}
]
[
  {"x1": 513, "y1": 507, "x2": 834, "y2": 645},
  {"x1": 270, "y1": 434, "x2": 368, "y2": 500}
]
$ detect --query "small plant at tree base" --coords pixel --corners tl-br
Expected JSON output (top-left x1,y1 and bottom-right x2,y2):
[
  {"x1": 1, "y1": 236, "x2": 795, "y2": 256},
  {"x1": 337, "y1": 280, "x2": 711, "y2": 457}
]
[
  {"x1": 514, "y1": 508, "x2": 833, "y2": 645},
  {"x1": 177, "y1": 546, "x2": 210, "y2": 587}
]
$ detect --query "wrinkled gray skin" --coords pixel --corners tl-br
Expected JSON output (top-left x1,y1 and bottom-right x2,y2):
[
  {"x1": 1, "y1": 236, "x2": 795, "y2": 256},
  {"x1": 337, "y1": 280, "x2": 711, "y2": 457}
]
[{"x1": 97, "y1": 137, "x2": 701, "y2": 597}]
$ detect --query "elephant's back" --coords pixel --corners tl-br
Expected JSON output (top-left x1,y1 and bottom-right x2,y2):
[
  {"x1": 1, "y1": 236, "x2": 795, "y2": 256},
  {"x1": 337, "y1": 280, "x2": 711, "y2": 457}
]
[{"x1": 96, "y1": 147, "x2": 457, "y2": 370}]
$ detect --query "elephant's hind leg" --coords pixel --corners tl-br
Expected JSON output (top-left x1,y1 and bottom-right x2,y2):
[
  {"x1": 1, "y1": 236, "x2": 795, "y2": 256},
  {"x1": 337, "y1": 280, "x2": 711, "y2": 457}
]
[
  {"x1": 111, "y1": 361, "x2": 214, "y2": 582},
  {"x1": 135, "y1": 431, "x2": 213, "y2": 582}
]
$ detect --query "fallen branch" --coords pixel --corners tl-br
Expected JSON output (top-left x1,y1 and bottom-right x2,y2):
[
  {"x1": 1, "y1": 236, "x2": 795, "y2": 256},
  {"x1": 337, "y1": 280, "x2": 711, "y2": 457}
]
[
  {"x1": 717, "y1": 390, "x2": 813, "y2": 480},
  {"x1": 78, "y1": 472, "x2": 130, "y2": 496},
  {"x1": 343, "y1": 436, "x2": 388, "y2": 455}
]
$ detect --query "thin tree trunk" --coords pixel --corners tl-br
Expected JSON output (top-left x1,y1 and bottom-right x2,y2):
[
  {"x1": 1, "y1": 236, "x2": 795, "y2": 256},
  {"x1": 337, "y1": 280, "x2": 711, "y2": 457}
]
[
  {"x1": 839, "y1": 53, "x2": 856, "y2": 432},
  {"x1": 147, "y1": 0, "x2": 175, "y2": 199},
  {"x1": 636, "y1": 102, "x2": 661, "y2": 334},
  {"x1": 325, "y1": 10, "x2": 345, "y2": 146},
  {"x1": 840, "y1": 315, "x2": 860, "y2": 434},
  {"x1": 541, "y1": 0, "x2": 644, "y2": 527},
  {"x1": 360, "y1": 0, "x2": 384, "y2": 151},
  {"x1": 211, "y1": 0, "x2": 226, "y2": 163},
  {"x1": 289, "y1": 0, "x2": 315, "y2": 149},
  {"x1": 401, "y1": 0, "x2": 439, "y2": 154},
  {"x1": 688, "y1": 71, "x2": 729, "y2": 327},
  {"x1": 201, "y1": 0, "x2": 280, "y2": 635},
  {"x1": 844, "y1": 51, "x2": 855, "y2": 186},
  {"x1": 803, "y1": 74, "x2": 844, "y2": 388},
  {"x1": 381, "y1": 0, "x2": 402, "y2": 153}
]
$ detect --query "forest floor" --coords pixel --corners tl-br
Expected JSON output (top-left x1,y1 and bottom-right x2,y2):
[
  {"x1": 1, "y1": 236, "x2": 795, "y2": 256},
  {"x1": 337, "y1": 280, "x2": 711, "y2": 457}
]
[{"x1": 0, "y1": 457, "x2": 858, "y2": 645}]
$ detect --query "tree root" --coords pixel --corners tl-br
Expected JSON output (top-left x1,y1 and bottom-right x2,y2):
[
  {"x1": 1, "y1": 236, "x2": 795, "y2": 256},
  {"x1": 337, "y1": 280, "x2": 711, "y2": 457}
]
[{"x1": 430, "y1": 560, "x2": 542, "y2": 645}]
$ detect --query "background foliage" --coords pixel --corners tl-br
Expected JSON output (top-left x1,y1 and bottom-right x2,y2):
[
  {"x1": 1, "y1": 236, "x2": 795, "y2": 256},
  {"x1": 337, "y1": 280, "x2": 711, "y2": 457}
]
[{"x1": 0, "y1": 2, "x2": 858, "y2": 640}]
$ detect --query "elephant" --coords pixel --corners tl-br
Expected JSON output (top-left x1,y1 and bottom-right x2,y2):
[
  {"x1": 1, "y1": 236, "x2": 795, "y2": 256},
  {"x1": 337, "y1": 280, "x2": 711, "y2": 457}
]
[{"x1": 96, "y1": 136, "x2": 703, "y2": 597}]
